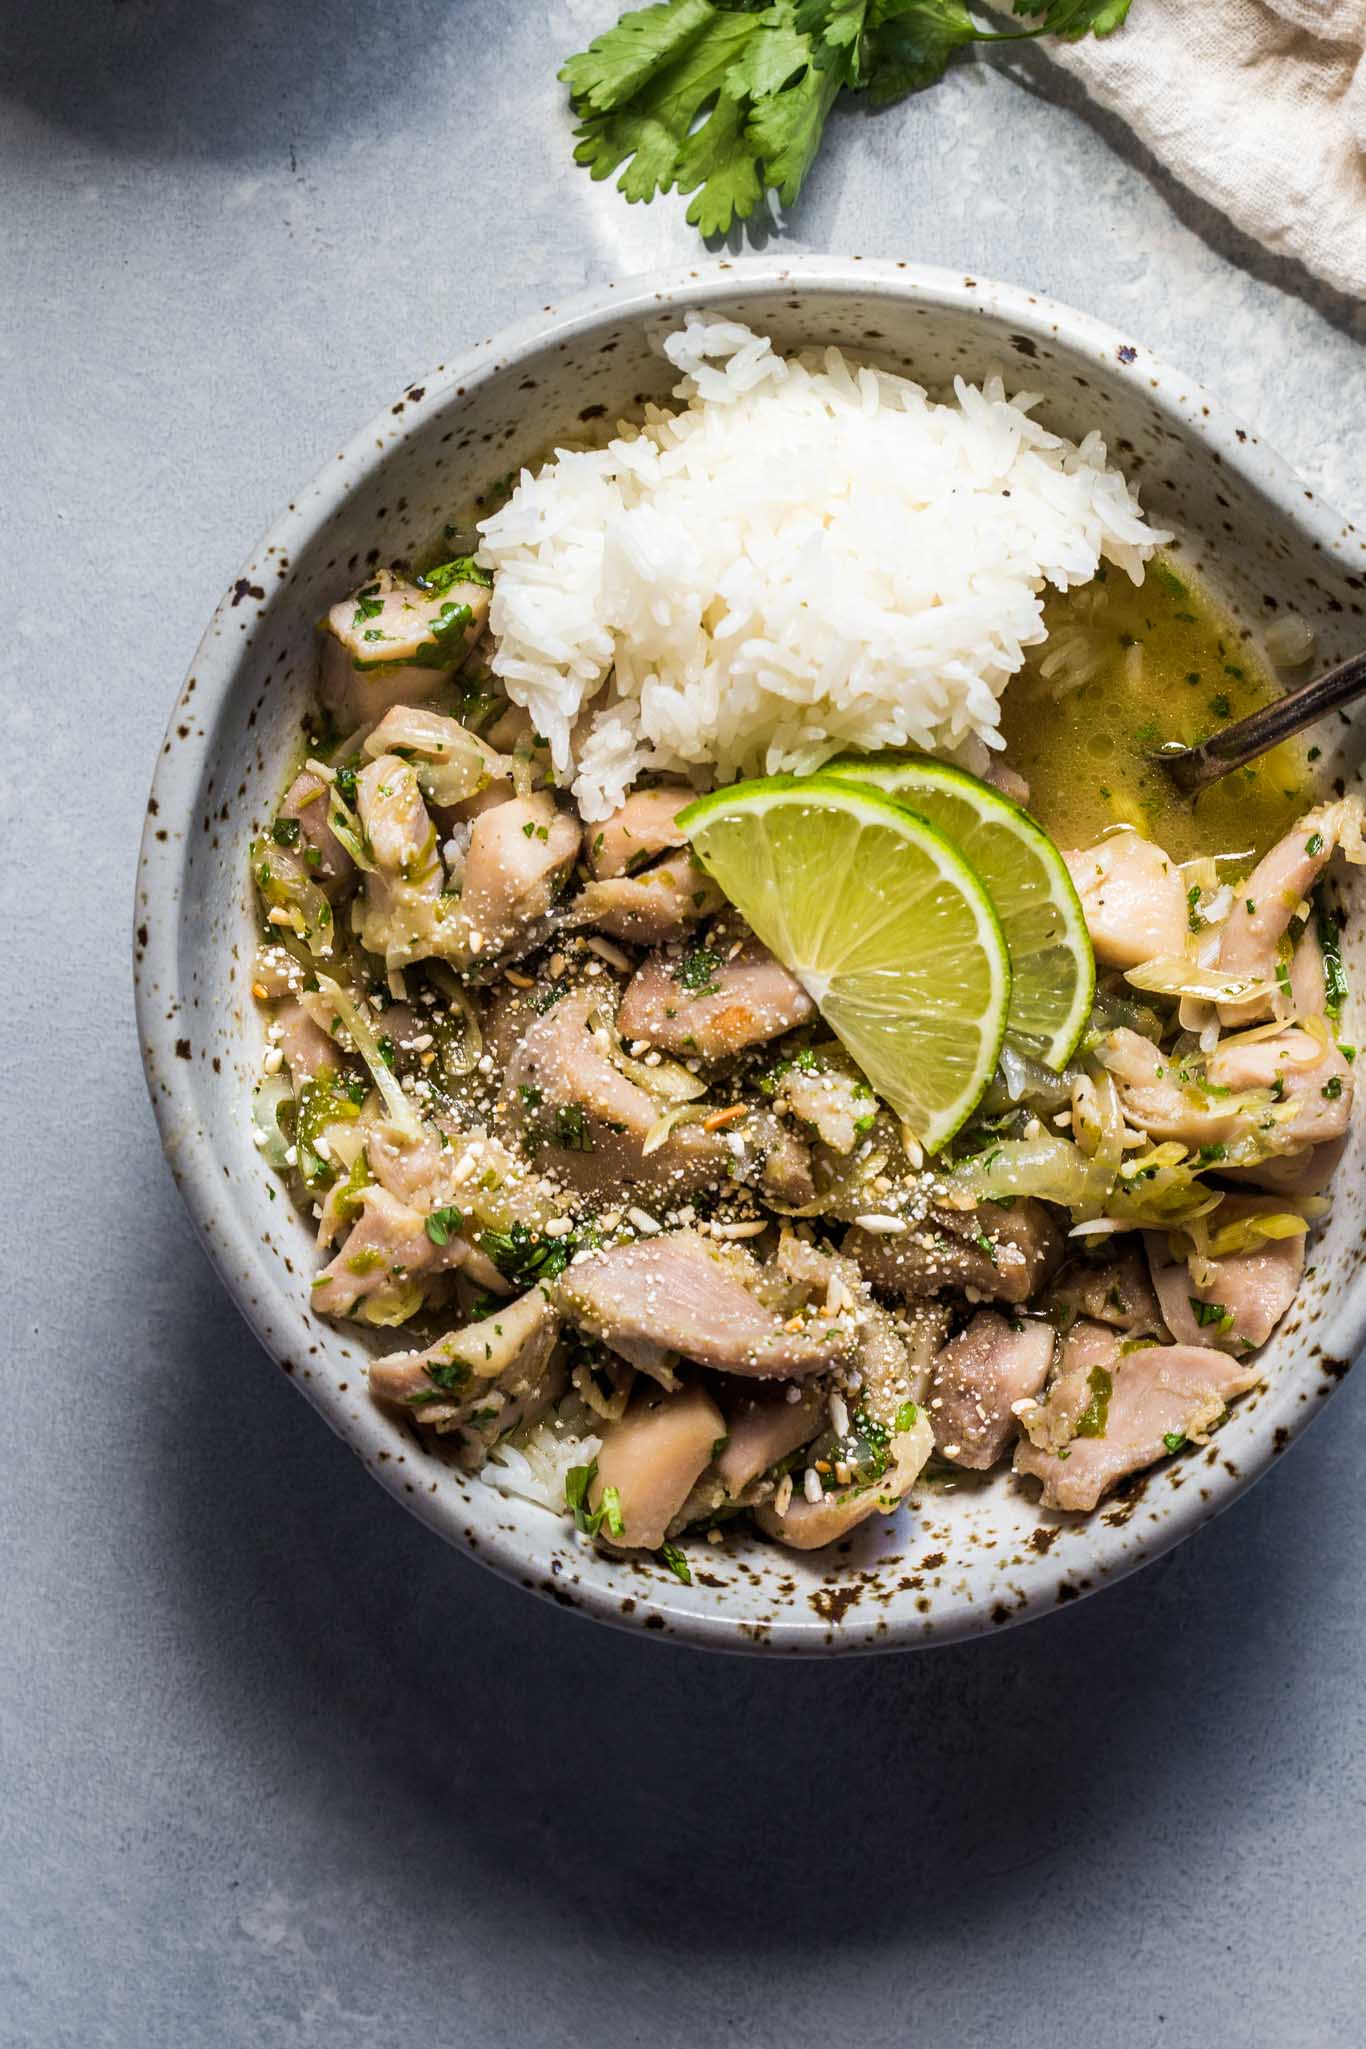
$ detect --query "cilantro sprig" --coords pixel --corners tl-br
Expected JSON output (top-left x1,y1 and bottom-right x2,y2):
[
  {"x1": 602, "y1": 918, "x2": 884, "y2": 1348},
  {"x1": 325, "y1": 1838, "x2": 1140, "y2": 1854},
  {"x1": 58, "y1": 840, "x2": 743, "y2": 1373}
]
[{"x1": 561, "y1": 0, "x2": 1132, "y2": 236}]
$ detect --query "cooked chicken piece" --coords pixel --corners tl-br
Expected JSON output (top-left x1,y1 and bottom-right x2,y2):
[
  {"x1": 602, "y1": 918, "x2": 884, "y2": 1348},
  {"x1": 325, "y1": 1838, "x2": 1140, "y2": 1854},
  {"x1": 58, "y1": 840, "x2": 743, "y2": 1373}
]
[
  {"x1": 843, "y1": 1198, "x2": 1063, "y2": 1306},
  {"x1": 1044, "y1": 1245, "x2": 1162, "y2": 1335},
  {"x1": 772, "y1": 1059, "x2": 877, "y2": 1155},
  {"x1": 1145, "y1": 1195, "x2": 1305, "y2": 1353},
  {"x1": 558, "y1": 1231, "x2": 859, "y2": 1379},
  {"x1": 506, "y1": 988, "x2": 733, "y2": 1200},
  {"x1": 1016, "y1": 1318, "x2": 1123, "y2": 1454},
  {"x1": 713, "y1": 1382, "x2": 828, "y2": 1497},
  {"x1": 851, "y1": 1299, "x2": 951, "y2": 1420},
  {"x1": 1290, "y1": 921, "x2": 1326, "y2": 1019},
  {"x1": 278, "y1": 767, "x2": 354, "y2": 894},
  {"x1": 1224, "y1": 1133, "x2": 1347, "y2": 1198},
  {"x1": 456, "y1": 791, "x2": 580, "y2": 965},
  {"x1": 1217, "y1": 810, "x2": 1338, "y2": 1023},
  {"x1": 320, "y1": 566, "x2": 490, "y2": 727},
  {"x1": 589, "y1": 1383, "x2": 726, "y2": 1551},
  {"x1": 1100, "y1": 1027, "x2": 1256, "y2": 1150},
  {"x1": 577, "y1": 850, "x2": 725, "y2": 944},
  {"x1": 1015, "y1": 1339, "x2": 1259, "y2": 1511},
  {"x1": 754, "y1": 1408, "x2": 934, "y2": 1551},
  {"x1": 617, "y1": 937, "x2": 815, "y2": 1060},
  {"x1": 587, "y1": 786, "x2": 693, "y2": 878},
  {"x1": 311, "y1": 1184, "x2": 465, "y2": 1319},
  {"x1": 1062, "y1": 832, "x2": 1188, "y2": 969},
  {"x1": 1206, "y1": 1028, "x2": 1353, "y2": 1149},
  {"x1": 368, "y1": 1287, "x2": 561, "y2": 1428},
  {"x1": 276, "y1": 998, "x2": 339, "y2": 1085},
  {"x1": 929, "y1": 1312, "x2": 1055, "y2": 1469},
  {"x1": 354, "y1": 754, "x2": 444, "y2": 963},
  {"x1": 985, "y1": 761, "x2": 1030, "y2": 806}
]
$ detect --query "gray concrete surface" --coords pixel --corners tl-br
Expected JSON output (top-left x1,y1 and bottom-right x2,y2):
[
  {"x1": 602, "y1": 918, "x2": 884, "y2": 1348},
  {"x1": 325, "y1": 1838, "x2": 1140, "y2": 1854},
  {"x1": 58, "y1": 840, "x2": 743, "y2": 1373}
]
[{"x1": 4, "y1": 4, "x2": 1366, "y2": 2044}]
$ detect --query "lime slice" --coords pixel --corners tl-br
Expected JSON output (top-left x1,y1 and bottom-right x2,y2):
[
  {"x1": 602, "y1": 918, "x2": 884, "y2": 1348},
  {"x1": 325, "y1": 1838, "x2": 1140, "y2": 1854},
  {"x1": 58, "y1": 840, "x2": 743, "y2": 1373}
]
[
  {"x1": 678, "y1": 776, "x2": 1011, "y2": 1152},
  {"x1": 824, "y1": 756, "x2": 1094, "y2": 1071}
]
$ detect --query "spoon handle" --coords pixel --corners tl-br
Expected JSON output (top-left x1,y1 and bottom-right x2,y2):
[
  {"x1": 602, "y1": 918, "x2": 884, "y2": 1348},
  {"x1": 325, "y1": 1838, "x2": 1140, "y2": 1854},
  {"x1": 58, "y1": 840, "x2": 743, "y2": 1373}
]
[{"x1": 1159, "y1": 646, "x2": 1366, "y2": 799}]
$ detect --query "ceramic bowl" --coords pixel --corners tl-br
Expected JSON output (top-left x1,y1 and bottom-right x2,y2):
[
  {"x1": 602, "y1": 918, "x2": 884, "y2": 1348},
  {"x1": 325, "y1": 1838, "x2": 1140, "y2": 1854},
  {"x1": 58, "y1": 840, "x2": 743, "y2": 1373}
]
[{"x1": 136, "y1": 257, "x2": 1366, "y2": 1654}]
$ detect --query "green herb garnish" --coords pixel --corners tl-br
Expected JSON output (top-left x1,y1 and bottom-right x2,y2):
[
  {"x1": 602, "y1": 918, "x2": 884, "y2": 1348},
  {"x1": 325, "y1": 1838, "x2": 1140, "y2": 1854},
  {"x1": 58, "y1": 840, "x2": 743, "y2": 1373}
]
[{"x1": 560, "y1": 0, "x2": 1131, "y2": 240}]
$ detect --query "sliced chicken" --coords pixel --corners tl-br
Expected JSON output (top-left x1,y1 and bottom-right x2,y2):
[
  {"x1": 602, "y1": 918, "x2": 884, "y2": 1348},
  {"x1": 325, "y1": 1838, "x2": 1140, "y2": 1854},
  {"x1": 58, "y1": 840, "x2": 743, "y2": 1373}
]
[
  {"x1": 843, "y1": 1199, "x2": 1063, "y2": 1307},
  {"x1": 587, "y1": 786, "x2": 692, "y2": 878},
  {"x1": 276, "y1": 998, "x2": 340, "y2": 1085},
  {"x1": 1100, "y1": 1027, "x2": 1257, "y2": 1150},
  {"x1": 713, "y1": 1382, "x2": 828, "y2": 1498},
  {"x1": 577, "y1": 850, "x2": 724, "y2": 944},
  {"x1": 558, "y1": 1231, "x2": 859, "y2": 1379},
  {"x1": 1224, "y1": 1134, "x2": 1348, "y2": 1198},
  {"x1": 311, "y1": 1184, "x2": 465, "y2": 1319},
  {"x1": 1206, "y1": 1028, "x2": 1353, "y2": 1149},
  {"x1": 1015, "y1": 1340, "x2": 1260, "y2": 1511},
  {"x1": 928, "y1": 1312, "x2": 1055, "y2": 1469},
  {"x1": 590, "y1": 1383, "x2": 725, "y2": 1551},
  {"x1": 617, "y1": 936, "x2": 815, "y2": 1061},
  {"x1": 506, "y1": 987, "x2": 733, "y2": 1199},
  {"x1": 278, "y1": 767, "x2": 354, "y2": 894},
  {"x1": 320, "y1": 566, "x2": 490, "y2": 727},
  {"x1": 754, "y1": 1409, "x2": 934, "y2": 1551},
  {"x1": 772, "y1": 1059, "x2": 877, "y2": 1155},
  {"x1": 1217, "y1": 810, "x2": 1338, "y2": 1024},
  {"x1": 1044, "y1": 1245, "x2": 1162, "y2": 1335},
  {"x1": 456, "y1": 791, "x2": 580, "y2": 965},
  {"x1": 1145, "y1": 1195, "x2": 1305, "y2": 1353},
  {"x1": 1062, "y1": 832, "x2": 1188, "y2": 969},
  {"x1": 368, "y1": 1288, "x2": 560, "y2": 1428},
  {"x1": 1290, "y1": 921, "x2": 1326, "y2": 1019},
  {"x1": 354, "y1": 754, "x2": 444, "y2": 964},
  {"x1": 1016, "y1": 1318, "x2": 1123, "y2": 1454},
  {"x1": 985, "y1": 761, "x2": 1030, "y2": 806}
]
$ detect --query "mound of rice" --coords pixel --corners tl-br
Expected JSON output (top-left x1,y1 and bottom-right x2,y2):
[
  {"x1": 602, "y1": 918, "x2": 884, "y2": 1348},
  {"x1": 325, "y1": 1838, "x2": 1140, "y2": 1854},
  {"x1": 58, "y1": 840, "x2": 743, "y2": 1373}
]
[{"x1": 477, "y1": 316, "x2": 1169, "y2": 822}]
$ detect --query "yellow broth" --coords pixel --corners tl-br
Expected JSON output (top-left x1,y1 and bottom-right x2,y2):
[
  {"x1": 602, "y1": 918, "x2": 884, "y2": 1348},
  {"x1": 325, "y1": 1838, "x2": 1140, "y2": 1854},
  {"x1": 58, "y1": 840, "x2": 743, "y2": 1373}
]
[{"x1": 998, "y1": 554, "x2": 1313, "y2": 865}]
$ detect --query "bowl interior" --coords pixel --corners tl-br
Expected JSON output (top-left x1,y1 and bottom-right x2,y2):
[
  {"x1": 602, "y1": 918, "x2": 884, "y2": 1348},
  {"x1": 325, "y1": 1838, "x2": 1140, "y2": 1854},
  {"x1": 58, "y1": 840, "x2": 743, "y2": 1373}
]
[{"x1": 138, "y1": 266, "x2": 1366, "y2": 1652}]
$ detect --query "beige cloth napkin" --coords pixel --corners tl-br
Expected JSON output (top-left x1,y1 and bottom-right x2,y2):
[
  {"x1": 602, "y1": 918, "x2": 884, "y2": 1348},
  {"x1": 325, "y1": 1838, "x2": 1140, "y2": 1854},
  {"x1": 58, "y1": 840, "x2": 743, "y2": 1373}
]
[{"x1": 1042, "y1": 0, "x2": 1366, "y2": 300}]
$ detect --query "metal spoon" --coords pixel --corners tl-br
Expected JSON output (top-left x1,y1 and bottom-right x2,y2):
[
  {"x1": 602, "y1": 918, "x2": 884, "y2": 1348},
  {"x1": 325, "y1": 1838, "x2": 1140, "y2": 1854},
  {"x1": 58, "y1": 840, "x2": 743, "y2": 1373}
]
[{"x1": 1156, "y1": 646, "x2": 1366, "y2": 799}]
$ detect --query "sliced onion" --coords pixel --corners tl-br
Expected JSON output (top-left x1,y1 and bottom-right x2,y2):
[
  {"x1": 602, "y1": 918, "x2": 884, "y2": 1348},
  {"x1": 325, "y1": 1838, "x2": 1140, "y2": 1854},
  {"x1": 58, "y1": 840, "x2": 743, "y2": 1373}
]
[
  {"x1": 310, "y1": 974, "x2": 425, "y2": 1137},
  {"x1": 424, "y1": 962, "x2": 484, "y2": 1077},
  {"x1": 641, "y1": 1101, "x2": 712, "y2": 1157},
  {"x1": 1125, "y1": 956, "x2": 1278, "y2": 1004},
  {"x1": 252, "y1": 1074, "x2": 294, "y2": 1171}
]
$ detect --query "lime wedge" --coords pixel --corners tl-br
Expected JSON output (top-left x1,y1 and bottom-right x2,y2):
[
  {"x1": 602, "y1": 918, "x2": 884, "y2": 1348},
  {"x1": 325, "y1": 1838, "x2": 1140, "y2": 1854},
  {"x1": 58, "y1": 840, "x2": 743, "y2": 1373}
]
[
  {"x1": 678, "y1": 776, "x2": 1012, "y2": 1152},
  {"x1": 824, "y1": 756, "x2": 1094, "y2": 1071}
]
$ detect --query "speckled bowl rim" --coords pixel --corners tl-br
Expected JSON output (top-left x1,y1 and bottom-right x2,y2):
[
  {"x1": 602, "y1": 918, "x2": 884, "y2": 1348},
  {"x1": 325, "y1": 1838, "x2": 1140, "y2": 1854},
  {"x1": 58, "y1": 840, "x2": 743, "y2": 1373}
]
[{"x1": 136, "y1": 255, "x2": 1365, "y2": 1655}]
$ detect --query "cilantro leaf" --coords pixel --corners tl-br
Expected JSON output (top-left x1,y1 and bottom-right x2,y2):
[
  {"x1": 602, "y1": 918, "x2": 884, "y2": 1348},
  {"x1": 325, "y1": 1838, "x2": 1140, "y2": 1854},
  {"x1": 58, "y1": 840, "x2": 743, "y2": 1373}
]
[
  {"x1": 1016, "y1": 0, "x2": 1131, "y2": 36},
  {"x1": 863, "y1": 1, "x2": 979, "y2": 104},
  {"x1": 561, "y1": 0, "x2": 1136, "y2": 234},
  {"x1": 564, "y1": 0, "x2": 762, "y2": 211}
]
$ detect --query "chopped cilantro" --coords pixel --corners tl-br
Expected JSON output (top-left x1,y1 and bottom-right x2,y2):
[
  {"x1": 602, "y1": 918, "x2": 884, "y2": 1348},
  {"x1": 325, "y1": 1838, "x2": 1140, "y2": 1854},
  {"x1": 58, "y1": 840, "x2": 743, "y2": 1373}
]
[
  {"x1": 1191, "y1": 1297, "x2": 1234, "y2": 1333},
  {"x1": 676, "y1": 942, "x2": 722, "y2": 994},
  {"x1": 1162, "y1": 1430, "x2": 1186, "y2": 1456},
  {"x1": 1322, "y1": 1075, "x2": 1344, "y2": 1100},
  {"x1": 659, "y1": 1540, "x2": 692, "y2": 1585},
  {"x1": 480, "y1": 1221, "x2": 575, "y2": 1286},
  {"x1": 424, "y1": 1205, "x2": 464, "y2": 1247},
  {"x1": 1074, "y1": 1365, "x2": 1113, "y2": 1439},
  {"x1": 271, "y1": 816, "x2": 301, "y2": 848}
]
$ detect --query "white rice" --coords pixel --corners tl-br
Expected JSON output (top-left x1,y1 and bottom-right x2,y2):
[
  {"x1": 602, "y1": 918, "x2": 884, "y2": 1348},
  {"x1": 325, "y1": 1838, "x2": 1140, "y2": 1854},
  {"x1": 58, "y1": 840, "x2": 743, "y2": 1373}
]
[
  {"x1": 476, "y1": 315, "x2": 1169, "y2": 822},
  {"x1": 484, "y1": 1406, "x2": 601, "y2": 1511}
]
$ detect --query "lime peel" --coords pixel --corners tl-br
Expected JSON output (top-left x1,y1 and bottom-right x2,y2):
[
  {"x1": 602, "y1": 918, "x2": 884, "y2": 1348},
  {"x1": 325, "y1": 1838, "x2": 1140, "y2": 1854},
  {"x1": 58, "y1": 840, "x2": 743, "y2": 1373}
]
[
  {"x1": 679, "y1": 775, "x2": 1012, "y2": 1153},
  {"x1": 824, "y1": 754, "x2": 1095, "y2": 1072}
]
